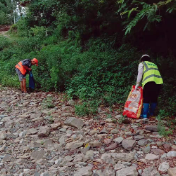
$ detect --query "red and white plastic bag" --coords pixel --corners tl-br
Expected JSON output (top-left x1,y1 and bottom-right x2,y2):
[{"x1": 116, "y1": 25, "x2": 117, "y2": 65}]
[{"x1": 123, "y1": 85, "x2": 143, "y2": 119}]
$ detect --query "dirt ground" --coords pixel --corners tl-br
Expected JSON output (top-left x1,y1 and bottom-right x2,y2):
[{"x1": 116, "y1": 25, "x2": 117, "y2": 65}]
[{"x1": 0, "y1": 25, "x2": 11, "y2": 36}]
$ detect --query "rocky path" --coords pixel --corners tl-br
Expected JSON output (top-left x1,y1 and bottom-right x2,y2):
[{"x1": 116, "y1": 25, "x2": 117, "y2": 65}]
[
  {"x1": 0, "y1": 25, "x2": 10, "y2": 37},
  {"x1": 0, "y1": 87, "x2": 176, "y2": 176}
]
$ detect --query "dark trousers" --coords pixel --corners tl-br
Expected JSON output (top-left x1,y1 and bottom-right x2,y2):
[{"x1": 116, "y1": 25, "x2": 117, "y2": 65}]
[{"x1": 143, "y1": 82, "x2": 162, "y2": 103}]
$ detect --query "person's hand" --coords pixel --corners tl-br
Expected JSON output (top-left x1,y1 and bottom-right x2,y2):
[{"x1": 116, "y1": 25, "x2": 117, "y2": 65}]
[{"x1": 135, "y1": 83, "x2": 139, "y2": 90}]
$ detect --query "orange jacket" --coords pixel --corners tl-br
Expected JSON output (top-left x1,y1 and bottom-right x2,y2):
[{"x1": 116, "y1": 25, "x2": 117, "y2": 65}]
[{"x1": 15, "y1": 61, "x2": 27, "y2": 75}]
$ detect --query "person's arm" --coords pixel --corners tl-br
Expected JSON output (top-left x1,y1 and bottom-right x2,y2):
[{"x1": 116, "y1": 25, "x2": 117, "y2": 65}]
[
  {"x1": 135, "y1": 63, "x2": 144, "y2": 90},
  {"x1": 23, "y1": 66, "x2": 32, "y2": 71}
]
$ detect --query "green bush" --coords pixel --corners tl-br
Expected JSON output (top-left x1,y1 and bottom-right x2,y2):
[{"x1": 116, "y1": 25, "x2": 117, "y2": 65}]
[{"x1": 0, "y1": 36, "x2": 11, "y2": 51}]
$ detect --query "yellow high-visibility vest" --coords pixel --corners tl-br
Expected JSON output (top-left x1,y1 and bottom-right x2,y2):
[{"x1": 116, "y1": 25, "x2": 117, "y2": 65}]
[{"x1": 142, "y1": 61, "x2": 163, "y2": 87}]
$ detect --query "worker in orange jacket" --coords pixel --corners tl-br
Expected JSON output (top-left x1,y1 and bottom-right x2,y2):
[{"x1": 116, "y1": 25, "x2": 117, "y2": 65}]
[{"x1": 15, "y1": 58, "x2": 38, "y2": 93}]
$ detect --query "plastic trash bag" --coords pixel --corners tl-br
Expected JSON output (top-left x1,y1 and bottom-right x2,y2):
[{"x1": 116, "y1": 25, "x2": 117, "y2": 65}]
[
  {"x1": 123, "y1": 85, "x2": 143, "y2": 119},
  {"x1": 29, "y1": 71, "x2": 35, "y2": 90}
]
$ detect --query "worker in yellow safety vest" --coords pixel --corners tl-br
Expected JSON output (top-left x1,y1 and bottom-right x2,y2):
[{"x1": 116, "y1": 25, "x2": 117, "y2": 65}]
[
  {"x1": 135, "y1": 54, "x2": 163, "y2": 118},
  {"x1": 15, "y1": 58, "x2": 38, "y2": 93}
]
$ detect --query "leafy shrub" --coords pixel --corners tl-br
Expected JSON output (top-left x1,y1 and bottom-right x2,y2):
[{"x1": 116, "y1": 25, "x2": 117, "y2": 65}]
[
  {"x1": 0, "y1": 36, "x2": 11, "y2": 51},
  {"x1": 75, "y1": 100, "x2": 100, "y2": 116}
]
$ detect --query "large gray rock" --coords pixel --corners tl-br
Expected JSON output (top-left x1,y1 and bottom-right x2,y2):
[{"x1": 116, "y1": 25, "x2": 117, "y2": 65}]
[
  {"x1": 145, "y1": 154, "x2": 159, "y2": 160},
  {"x1": 167, "y1": 151, "x2": 176, "y2": 158},
  {"x1": 142, "y1": 167, "x2": 160, "y2": 176},
  {"x1": 65, "y1": 141, "x2": 83, "y2": 150},
  {"x1": 38, "y1": 126, "x2": 50, "y2": 137},
  {"x1": 31, "y1": 149, "x2": 45, "y2": 161},
  {"x1": 168, "y1": 167, "x2": 176, "y2": 176},
  {"x1": 122, "y1": 139, "x2": 136, "y2": 150},
  {"x1": 101, "y1": 152, "x2": 134, "y2": 162},
  {"x1": 145, "y1": 126, "x2": 158, "y2": 132},
  {"x1": 74, "y1": 165, "x2": 93, "y2": 176},
  {"x1": 114, "y1": 137, "x2": 124, "y2": 144},
  {"x1": 89, "y1": 141, "x2": 102, "y2": 147},
  {"x1": 50, "y1": 122, "x2": 61, "y2": 130},
  {"x1": 0, "y1": 132, "x2": 7, "y2": 140},
  {"x1": 105, "y1": 143, "x2": 118, "y2": 151},
  {"x1": 64, "y1": 117, "x2": 84, "y2": 129},
  {"x1": 143, "y1": 145, "x2": 151, "y2": 154},
  {"x1": 158, "y1": 162, "x2": 169, "y2": 172},
  {"x1": 28, "y1": 128, "x2": 38, "y2": 135},
  {"x1": 138, "y1": 139, "x2": 148, "y2": 146},
  {"x1": 116, "y1": 166, "x2": 138, "y2": 176}
]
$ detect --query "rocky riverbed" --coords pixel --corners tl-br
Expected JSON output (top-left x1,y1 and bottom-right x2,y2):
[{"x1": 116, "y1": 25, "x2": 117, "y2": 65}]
[{"x1": 0, "y1": 87, "x2": 176, "y2": 176}]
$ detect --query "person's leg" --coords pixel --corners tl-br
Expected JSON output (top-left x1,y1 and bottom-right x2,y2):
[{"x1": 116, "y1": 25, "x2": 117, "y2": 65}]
[
  {"x1": 150, "y1": 84, "x2": 162, "y2": 116},
  {"x1": 142, "y1": 83, "x2": 151, "y2": 118},
  {"x1": 20, "y1": 81, "x2": 23, "y2": 92},
  {"x1": 16, "y1": 68, "x2": 24, "y2": 92},
  {"x1": 22, "y1": 78, "x2": 27, "y2": 93}
]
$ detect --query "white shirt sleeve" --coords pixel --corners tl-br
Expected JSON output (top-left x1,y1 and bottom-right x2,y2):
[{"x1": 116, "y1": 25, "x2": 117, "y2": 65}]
[{"x1": 136, "y1": 63, "x2": 144, "y2": 84}]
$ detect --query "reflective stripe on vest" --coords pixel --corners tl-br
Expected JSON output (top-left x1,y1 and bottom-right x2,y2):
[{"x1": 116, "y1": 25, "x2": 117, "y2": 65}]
[
  {"x1": 15, "y1": 61, "x2": 27, "y2": 75},
  {"x1": 142, "y1": 61, "x2": 163, "y2": 87}
]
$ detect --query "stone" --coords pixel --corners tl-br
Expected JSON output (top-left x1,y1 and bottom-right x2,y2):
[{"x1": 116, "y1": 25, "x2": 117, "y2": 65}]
[
  {"x1": 105, "y1": 143, "x2": 118, "y2": 151},
  {"x1": 99, "y1": 127, "x2": 108, "y2": 134},
  {"x1": 74, "y1": 154, "x2": 84, "y2": 162},
  {"x1": 38, "y1": 126, "x2": 50, "y2": 137},
  {"x1": 104, "y1": 138, "x2": 112, "y2": 145},
  {"x1": 167, "y1": 151, "x2": 176, "y2": 158},
  {"x1": 61, "y1": 113, "x2": 72, "y2": 117},
  {"x1": 50, "y1": 123, "x2": 61, "y2": 130},
  {"x1": 90, "y1": 129, "x2": 97, "y2": 135},
  {"x1": 74, "y1": 165, "x2": 93, "y2": 176},
  {"x1": 114, "y1": 163, "x2": 126, "y2": 170},
  {"x1": 64, "y1": 117, "x2": 84, "y2": 129},
  {"x1": 158, "y1": 162, "x2": 169, "y2": 172},
  {"x1": 65, "y1": 141, "x2": 83, "y2": 150},
  {"x1": 151, "y1": 149, "x2": 165, "y2": 155},
  {"x1": 28, "y1": 128, "x2": 38, "y2": 135},
  {"x1": 122, "y1": 139, "x2": 136, "y2": 150},
  {"x1": 143, "y1": 145, "x2": 151, "y2": 154},
  {"x1": 142, "y1": 167, "x2": 160, "y2": 176},
  {"x1": 0, "y1": 132, "x2": 7, "y2": 140},
  {"x1": 138, "y1": 139, "x2": 148, "y2": 146},
  {"x1": 171, "y1": 145, "x2": 176, "y2": 151},
  {"x1": 111, "y1": 129, "x2": 119, "y2": 134},
  {"x1": 168, "y1": 168, "x2": 176, "y2": 176},
  {"x1": 3, "y1": 154, "x2": 12, "y2": 162},
  {"x1": 31, "y1": 149, "x2": 45, "y2": 161},
  {"x1": 101, "y1": 152, "x2": 134, "y2": 162},
  {"x1": 163, "y1": 143, "x2": 171, "y2": 151},
  {"x1": 116, "y1": 166, "x2": 138, "y2": 176},
  {"x1": 59, "y1": 135, "x2": 65, "y2": 145},
  {"x1": 67, "y1": 99, "x2": 75, "y2": 106},
  {"x1": 145, "y1": 154, "x2": 159, "y2": 160},
  {"x1": 114, "y1": 137, "x2": 124, "y2": 144},
  {"x1": 89, "y1": 141, "x2": 102, "y2": 147},
  {"x1": 115, "y1": 115, "x2": 122, "y2": 119},
  {"x1": 161, "y1": 153, "x2": 167, "y2": 159},
  {"x1": 84, "y1": 150, "x2": 94, "y2": 161},
  {"x1": 103, "y1": 167, "x2": 116, "y2": 176},
  {"x1": 157, "y1": 142, "x2": 162, "y2": 146},
  {"x1": 134, "y1": 135, "x2": 144, "y2": 140},
  {"x1": 145, "y1": 126, "x2": 158, "y2": 132}
]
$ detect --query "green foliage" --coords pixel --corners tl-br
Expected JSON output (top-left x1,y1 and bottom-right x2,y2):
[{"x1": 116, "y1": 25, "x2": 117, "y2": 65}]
[
  {"x1": 0, "y1": 0, "x2": 175, "y2": 119},
  {"x1": 0, "y1": 36, "x2": 10, "y2": 50},
  {"x1": 157, "y1": 116, "x2": 173, "y2": 137},
  {"x1": 75, "y1": 100, "x2": 100, "y2": 116},
  {"x1": 0, "y1": 0, "x2": 13, "y2": 24},
  {"x1": 41, "y1": 96, "x2": 55, "y2": 109}
]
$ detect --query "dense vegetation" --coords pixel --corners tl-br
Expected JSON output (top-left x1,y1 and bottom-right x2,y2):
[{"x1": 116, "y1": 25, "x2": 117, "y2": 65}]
[{"x1": 0, "y1": 0, "x2": 176, "y2": 116}]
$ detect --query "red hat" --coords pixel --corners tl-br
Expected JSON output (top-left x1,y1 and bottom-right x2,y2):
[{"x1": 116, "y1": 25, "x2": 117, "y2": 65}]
[{"x1": 32, "y1": 58, "x2": 38, "y2": 66}]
